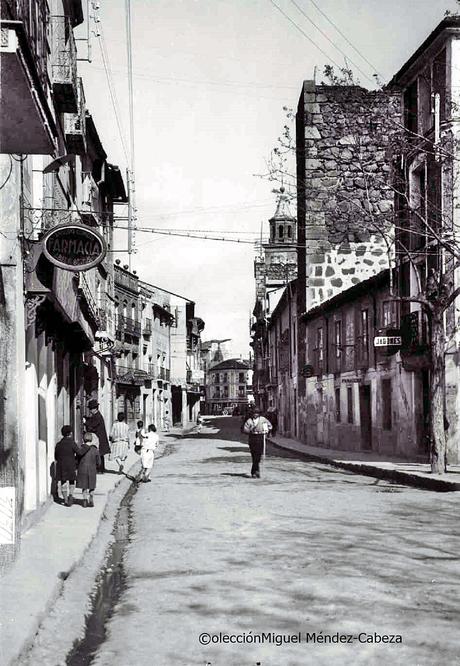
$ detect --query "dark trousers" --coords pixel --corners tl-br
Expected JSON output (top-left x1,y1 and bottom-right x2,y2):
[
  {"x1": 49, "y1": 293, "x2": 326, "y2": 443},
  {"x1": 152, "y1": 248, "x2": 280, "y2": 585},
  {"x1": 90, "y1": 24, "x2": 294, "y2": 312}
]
[
  {"x1": 98, "y1": 454, "x2": 106, "y2": 473},
  {"x1": 248, "y1": 434, "x2": 264, "y2": 475}
]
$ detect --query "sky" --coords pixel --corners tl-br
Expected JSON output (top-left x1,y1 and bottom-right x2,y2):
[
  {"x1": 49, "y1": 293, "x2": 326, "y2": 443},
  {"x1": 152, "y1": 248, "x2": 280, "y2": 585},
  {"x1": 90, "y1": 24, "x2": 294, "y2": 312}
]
[{"x1": 76, "y1": 0, "x2": 459, "y2": 356}]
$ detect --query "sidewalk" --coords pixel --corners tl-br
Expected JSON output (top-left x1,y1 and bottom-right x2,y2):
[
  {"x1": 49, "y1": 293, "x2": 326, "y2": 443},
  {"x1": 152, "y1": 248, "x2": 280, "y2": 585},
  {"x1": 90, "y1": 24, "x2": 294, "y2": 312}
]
[
  {"x1": 0, "y1": 449, "x2": 144, "y2": 666},
  {"x1": 269, "y1": 434, "x2": 460, "y2": 492}
]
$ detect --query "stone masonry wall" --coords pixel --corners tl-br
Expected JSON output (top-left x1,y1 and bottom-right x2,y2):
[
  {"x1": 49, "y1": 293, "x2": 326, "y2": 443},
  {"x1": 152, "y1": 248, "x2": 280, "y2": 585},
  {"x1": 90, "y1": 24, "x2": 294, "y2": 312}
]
[{"x1": 299, "y1": 82, "x2": 402, "y2": 309}]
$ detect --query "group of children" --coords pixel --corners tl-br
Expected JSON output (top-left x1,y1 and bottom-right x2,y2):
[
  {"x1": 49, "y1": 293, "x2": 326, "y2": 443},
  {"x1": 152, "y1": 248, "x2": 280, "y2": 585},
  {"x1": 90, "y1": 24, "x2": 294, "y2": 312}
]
[
  {"x1": 54, "y1": 427, "x2": 100, "y2": 507},
  {"x1": 54, "y1": 419, "x2": 159, "y2": 507}
]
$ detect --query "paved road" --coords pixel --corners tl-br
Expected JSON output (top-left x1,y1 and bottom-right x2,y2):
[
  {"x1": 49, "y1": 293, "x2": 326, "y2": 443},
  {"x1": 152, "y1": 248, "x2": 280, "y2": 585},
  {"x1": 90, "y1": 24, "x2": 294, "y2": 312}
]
[{"x1": 92, "y1": 417, "x2": 460, "y2": 666}]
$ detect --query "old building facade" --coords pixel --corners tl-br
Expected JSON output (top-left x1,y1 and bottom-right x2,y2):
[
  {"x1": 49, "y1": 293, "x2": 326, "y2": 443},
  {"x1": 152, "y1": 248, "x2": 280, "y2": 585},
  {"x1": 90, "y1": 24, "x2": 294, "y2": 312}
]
[
  {"x1": 389, "y1": 16, "x2": 460, "y2": 463},
  {"x1": 0, "y1": 0, "x2": 129, "y2": 560},
  {"x1": 206, "y1": 359, "x2": 252, "y2": 415},
  {"x1": 301, "y1": 271, "x2": 426, "y2": 457},
  {"x1": 0, "y1": 1, "x2": 205, "y2": 564}
]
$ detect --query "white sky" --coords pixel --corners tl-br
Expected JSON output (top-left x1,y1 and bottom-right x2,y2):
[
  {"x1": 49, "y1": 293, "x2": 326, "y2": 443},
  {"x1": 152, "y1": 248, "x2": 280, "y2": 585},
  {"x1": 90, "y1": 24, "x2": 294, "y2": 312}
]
[{"x1": 77, "y1": 0, "x2": 459, "y2": 355}]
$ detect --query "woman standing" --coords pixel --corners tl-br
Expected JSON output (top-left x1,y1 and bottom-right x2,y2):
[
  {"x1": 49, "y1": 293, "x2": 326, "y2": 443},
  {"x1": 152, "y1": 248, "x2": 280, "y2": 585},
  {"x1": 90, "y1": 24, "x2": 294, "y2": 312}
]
[
  {"x1": 109, "y1": 412, "x2": 130, "y2": 473},
  {"x1": 140, "y1": 424, "x2": 159, "y2": 483}
]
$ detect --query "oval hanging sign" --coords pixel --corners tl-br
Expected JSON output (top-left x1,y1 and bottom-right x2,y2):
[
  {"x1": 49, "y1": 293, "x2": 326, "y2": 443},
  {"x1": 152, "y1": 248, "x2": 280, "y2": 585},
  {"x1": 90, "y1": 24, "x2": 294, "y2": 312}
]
[{"x1": 42, "y1": 223, "x2": 106, "y2": 272}]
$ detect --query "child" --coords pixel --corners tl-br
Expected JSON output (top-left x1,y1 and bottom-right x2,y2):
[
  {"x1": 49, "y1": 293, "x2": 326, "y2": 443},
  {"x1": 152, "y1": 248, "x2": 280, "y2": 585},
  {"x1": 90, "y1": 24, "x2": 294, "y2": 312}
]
[
  {"x1": 55, "y1": 425, "x2": 81, "y2": 506},
  {"x1": 134, "y1": 420, "x2": 147, "y2": 454},
  {"x1": 140, "y1": 424, "x2": 159, "y2": 483},
  {"x1": 76, "y1": 432, "x2": 100, "y2": 507}
]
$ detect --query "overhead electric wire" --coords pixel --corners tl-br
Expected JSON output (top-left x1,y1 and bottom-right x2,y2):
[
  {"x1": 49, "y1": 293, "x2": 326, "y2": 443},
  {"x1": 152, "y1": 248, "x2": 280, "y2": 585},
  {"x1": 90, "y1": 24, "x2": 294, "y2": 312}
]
[
  {"x1": 97, "y1": 24, "x2": 130, "y2": 164},
  {"x1": 268, "y1": 0, "x2": 343, "y2": 72},
  {"x1": 289, "y1": 0, "x2": 375, "y2": 83},
  {"x1": 0, "y1": 155, "x2": 13, "y2": 191},
  {"x1": 113, "y1": 226, "x2": 257, "y2": 244},
  {"x1": 307, "y1": 0, "x2": 382, "y2": 79}
]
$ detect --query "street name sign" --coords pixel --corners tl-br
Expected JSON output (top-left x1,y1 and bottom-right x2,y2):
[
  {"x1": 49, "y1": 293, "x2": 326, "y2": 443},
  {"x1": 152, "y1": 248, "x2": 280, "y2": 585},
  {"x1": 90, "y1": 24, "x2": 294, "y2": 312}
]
[
  {"x1": 42, "y1": 223, "x2": 106, "y2": 272},
  {"x1": 374, "y1": 336, "x2": 402, "y2": 347}
]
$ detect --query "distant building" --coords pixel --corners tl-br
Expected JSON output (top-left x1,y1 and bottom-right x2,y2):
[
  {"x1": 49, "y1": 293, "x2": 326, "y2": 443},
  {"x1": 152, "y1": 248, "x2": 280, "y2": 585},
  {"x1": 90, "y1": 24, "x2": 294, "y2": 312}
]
[{"x1": 207, "y1": 359, "x2": 252, "y2": 415}]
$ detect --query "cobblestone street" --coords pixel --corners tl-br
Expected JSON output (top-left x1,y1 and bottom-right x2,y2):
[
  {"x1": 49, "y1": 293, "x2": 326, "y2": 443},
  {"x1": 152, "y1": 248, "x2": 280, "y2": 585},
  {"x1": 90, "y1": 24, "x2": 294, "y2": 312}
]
[{"x1": 86, "y1": 417, "x2": 460, "y2": 666}]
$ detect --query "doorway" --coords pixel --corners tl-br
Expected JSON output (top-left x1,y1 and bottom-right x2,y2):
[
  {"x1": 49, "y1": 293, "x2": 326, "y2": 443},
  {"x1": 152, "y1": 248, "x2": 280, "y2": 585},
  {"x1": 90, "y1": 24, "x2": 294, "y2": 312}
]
[{"x1": 359, "y1": 384, "x2": 372, "y2": 450}]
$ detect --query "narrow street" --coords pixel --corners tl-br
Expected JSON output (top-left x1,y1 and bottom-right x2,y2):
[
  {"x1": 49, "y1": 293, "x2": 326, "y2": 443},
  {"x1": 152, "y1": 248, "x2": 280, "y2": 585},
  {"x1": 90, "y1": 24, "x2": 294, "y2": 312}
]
[{"x1": 86, "y1": 417, "x2": 460, "y2": 666}]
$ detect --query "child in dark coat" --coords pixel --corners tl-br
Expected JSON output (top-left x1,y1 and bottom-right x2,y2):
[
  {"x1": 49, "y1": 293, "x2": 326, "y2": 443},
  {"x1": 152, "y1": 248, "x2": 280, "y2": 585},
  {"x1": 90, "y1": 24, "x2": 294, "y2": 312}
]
[
  {"x1": 76, "y1": 432, "x2": 100, "y2": 508},
  {"x1": 55, "y1": 425, "x2": 85, "y2": 506}
]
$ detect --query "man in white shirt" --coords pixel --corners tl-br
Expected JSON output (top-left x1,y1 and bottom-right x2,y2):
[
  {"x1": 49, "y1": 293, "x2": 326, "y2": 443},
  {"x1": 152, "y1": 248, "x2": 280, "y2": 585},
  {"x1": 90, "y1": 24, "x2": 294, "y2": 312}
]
[{"x1": 243, "y1": 407, "x2": 272, "y2": 478}]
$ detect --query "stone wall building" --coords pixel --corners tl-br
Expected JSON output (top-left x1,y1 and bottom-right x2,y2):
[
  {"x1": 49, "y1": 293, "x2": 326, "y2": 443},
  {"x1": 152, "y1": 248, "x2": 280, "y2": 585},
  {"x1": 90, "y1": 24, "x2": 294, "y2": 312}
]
[{"x1": 295, "y1": 80, "x2": 401, "y2": 443}]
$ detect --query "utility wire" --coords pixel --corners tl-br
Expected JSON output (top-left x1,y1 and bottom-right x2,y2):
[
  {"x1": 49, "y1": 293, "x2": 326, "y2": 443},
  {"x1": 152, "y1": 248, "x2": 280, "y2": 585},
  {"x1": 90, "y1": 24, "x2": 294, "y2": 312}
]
[
  {"x1": 97, "y1": 24, "x2": 130, "y2": 164},
  {"x1": 113, "y1": 226, "x2": 256, "y2": 244},
  {"x1": 289, "y1": 0, "x2": 375, "y2": 83},
  {"x1": 0, "y1": 155, "x2": 13, "y2": 191},
  {"x1": 307, "y1": 0, "x2": 382, "y2": 79},
  {"x1": 268, "y1": 0, "x2": 343, "y2": 72}
]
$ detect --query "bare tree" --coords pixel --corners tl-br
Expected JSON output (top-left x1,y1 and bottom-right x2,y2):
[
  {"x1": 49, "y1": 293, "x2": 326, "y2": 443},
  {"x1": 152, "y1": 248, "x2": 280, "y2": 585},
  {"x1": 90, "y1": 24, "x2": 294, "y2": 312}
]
[{"x1": 260, "y1": 66, "x2": 460, "y2": 474}]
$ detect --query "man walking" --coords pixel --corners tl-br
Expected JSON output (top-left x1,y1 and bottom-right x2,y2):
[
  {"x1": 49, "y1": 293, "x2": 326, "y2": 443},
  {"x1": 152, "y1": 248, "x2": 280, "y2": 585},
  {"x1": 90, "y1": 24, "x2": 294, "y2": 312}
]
[
  {"x1": 243, "y1": 407, "x2": 272, "y2": 478},
  {"x1": 84, "y1": 399, "x2": 111, "y2": 473}
]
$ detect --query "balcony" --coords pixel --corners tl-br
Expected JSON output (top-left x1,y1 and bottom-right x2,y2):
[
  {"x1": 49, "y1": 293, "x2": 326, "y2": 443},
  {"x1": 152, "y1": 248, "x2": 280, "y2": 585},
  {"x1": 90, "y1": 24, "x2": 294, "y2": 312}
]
[
  {"x1": 400, "y1": 311, "x2": 430, "y2": 371},
  {"x1": 64, "y1": 77, "x2": 86, "y2": 154},
  {"x1": 143, "y1": 318, "x2": 152, "y2": 336},
  {"x1": 0, "y1": 21, "x2": 55, "y2": 154},
  {"x1": 114, "y1": 267, "x2": 138, "y2": 293},
  {"x1": 77, "y1": 272, "x2": 99, "y2": 327},
  {"x1": 158, "y1": 367, "x2": 170, "y2": 381},
  {"x1": 51, "y1": 15, "x2": 78, "y2": 112},
  {"x1": 117, "y1": 315, "x2": 141, "y2": 337},
  {"x1": 115, "y1": 365, "x2": 151, "y2": 386}
]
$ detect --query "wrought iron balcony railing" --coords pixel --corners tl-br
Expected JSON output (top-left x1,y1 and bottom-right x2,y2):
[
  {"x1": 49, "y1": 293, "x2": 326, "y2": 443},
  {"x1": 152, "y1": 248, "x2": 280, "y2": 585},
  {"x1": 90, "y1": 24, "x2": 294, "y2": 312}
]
[
  {"x1": 117, "y1": 315, "x2": 141, "y2": 337},
  {"x1": 51, "y1": 15, "x2": 78, "y2": 112}
]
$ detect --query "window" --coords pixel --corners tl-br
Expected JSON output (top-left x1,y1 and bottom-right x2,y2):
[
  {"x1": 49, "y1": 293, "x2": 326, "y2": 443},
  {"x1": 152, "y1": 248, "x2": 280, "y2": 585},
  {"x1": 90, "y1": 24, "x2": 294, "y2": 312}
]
[
  {"x1": 334, "y1": 320, "x2": 342, "y2": 361},
  {"x1": 287, "y1": 225, "x2": 292, "y2": 238},
  {"x1": 223, "y1": 385, "x2": 229, "y2": 397},
  {"x1": 382, "y1": 301, "x2": 394, "y2": 328},
  {"x1": 223, "y1": 373, "x2": 228, "y2": 383},
  {"x1": 382, "y1": 379, "x2": 392, "y2": 430},
  {"x1": 238, "y1": 385, "x2": 246, "y2": 397},
  {"x1": 279, "y1": 225, "x2": 284, "y2": 239},
  {"x1": 335, "y1": 387, "x2": 341, "y2": 423},
  {"x1": 404, "y1": 80, "x2": 417, "y2": 134},
  {"x1": 239, "y1": 372, "x2": 245, "y2": 383},
  {"x1": 214, "y1": 373, "x2": 220, "y2": 384},
  {"x1": 317, "y1": 327, "x2": 324, "y2": 365},
  {"x1": 360, "y1": 310, "x2": 369, "y2": 360},
  {"x1": 347, "y1": 387, "x2": 353, "y2": 424}
]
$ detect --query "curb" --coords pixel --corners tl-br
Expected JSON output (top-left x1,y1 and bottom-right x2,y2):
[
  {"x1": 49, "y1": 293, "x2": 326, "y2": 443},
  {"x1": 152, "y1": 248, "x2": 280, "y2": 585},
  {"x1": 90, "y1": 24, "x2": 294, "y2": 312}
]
[
  {"x1": 268, "y1": 439, "x2": 460, "y2": 493},
  {"x1": 7, "y1": 442, "x2": 170, "y2": 666}
]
